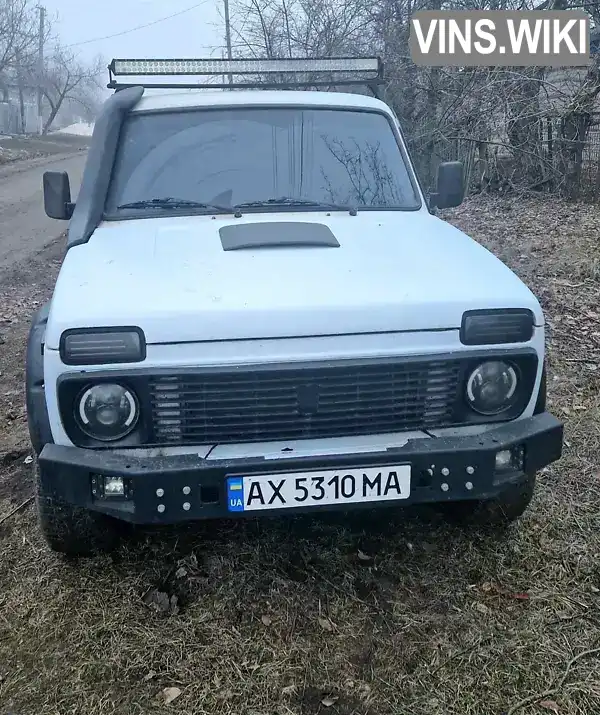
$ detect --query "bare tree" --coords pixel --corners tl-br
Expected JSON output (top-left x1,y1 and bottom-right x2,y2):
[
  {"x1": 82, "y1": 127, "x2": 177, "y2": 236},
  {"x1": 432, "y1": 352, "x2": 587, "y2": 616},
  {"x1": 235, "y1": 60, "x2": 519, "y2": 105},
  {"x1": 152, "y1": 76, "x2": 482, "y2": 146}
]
[
  {"x1": 555, "y1": 54, "x2": 600, "y2": 197},
  {"x1": 230, "y1": 0, "x2": 600, "y2": 197},
  {"x1": 38, "y1": 48, "x2": 103, "y2": 133},
  {"x1": 0, "y1": 0, "x2": 40, "y2": 75}
]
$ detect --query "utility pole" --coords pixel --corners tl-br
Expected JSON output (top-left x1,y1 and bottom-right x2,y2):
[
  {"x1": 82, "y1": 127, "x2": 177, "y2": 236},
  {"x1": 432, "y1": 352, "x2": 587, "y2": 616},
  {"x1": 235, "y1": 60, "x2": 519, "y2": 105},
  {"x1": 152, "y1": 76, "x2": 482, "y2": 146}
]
[
  {"x1": 223, "y1": 0, "x2": 233, "y2": 87},
  {"x1": 37, "y1": 5, "x2": 45, "y2": 134}
]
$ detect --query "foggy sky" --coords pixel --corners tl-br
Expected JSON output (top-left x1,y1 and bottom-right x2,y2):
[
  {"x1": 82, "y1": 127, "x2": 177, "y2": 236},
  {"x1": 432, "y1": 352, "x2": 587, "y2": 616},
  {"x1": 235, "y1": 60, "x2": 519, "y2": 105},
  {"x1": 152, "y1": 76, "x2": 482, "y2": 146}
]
[{"x1": 44, "y1": 0, "x2": 226, "y2": 66}]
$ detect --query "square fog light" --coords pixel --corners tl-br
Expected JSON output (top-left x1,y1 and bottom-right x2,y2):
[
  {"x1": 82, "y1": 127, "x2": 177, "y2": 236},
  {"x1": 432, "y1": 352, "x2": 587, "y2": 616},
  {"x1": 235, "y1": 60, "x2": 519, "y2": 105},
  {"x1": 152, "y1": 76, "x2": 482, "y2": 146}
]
[
  {"x1": 495, "y1": 446, "x2": 524, "y2": 472},
  {"x1": 92, "y1": 475, "x2": 129, "y2": 499},
  {"x1": 104, "y1": 476, "x2": 125, "y2": 496}
]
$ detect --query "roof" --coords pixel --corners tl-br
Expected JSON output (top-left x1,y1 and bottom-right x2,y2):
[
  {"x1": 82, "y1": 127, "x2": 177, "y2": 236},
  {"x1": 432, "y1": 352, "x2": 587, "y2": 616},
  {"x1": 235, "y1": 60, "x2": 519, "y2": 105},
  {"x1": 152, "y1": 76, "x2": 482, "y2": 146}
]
[{"x1": 131, "y1": 89, "x2": 392, "y2": 114}]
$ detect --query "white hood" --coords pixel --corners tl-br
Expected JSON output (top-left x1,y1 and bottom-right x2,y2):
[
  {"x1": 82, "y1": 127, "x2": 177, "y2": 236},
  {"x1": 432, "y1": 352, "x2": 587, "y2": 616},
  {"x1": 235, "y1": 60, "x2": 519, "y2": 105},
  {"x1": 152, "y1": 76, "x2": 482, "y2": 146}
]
[{"x1": 45, "y1": 210, "x2": 543, "y2": 349}]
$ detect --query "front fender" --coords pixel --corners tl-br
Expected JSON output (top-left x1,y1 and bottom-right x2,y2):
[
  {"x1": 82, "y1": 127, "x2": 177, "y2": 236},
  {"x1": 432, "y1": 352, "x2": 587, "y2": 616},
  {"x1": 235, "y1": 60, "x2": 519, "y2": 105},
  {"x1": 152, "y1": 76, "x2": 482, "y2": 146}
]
[{"x1": 26, "y1": 303, "x2": 54, "y2": 455}]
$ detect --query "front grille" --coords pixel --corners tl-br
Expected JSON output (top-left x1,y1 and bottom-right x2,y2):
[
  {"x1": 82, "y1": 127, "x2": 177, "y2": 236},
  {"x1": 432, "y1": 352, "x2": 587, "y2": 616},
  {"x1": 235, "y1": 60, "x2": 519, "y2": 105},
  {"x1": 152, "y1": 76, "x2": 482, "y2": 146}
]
[{"x1": 149, "y1": 359, "x2": 461, "y2": 445}]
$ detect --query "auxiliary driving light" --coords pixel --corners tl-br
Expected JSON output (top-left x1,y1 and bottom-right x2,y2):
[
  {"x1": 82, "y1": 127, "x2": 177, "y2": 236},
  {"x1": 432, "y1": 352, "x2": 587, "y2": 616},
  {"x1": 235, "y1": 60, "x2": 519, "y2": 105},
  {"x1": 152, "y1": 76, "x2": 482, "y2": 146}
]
[
  {"x1": 111, "y1": 57, "x2": 380, "y2": 76},
  {"x1": 106, "y1": 56, "x2": 384, "y2": 91},
  {"x1": 495, "y1": 446, "x2": 524, "y2": 472},
  {"x1": 91, "y1": 474, "x2": 130, "y2": 499},
  {"x1": 104, "y1": 476, "x2": 125, "y2": 496}
]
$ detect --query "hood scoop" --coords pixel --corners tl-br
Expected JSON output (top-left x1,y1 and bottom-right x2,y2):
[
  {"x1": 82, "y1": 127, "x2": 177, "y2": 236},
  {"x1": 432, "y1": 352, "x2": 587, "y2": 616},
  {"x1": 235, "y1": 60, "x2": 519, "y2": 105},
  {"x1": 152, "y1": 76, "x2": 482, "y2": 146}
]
[{"x1": 219, "y1": 221, "x2": 340, "y2": 251}]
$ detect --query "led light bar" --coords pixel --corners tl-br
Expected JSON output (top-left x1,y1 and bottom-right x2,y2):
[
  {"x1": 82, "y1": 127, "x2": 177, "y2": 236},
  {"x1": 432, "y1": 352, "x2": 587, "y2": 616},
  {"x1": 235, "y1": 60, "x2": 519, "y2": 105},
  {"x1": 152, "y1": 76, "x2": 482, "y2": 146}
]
[
  {"x1": 107, "y1": 56, "x2": 384, "y2": 92},
  {"x1": 111, "y1": 57, "x2": 380, "y2": 76}
]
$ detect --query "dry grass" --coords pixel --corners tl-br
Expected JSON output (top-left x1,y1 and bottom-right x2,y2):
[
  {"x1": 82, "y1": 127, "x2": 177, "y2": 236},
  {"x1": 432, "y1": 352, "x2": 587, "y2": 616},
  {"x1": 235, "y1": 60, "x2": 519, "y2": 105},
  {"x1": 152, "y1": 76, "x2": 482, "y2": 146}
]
[{"x1": 1, "y1": 197, "x2": 599, "y2": 715}]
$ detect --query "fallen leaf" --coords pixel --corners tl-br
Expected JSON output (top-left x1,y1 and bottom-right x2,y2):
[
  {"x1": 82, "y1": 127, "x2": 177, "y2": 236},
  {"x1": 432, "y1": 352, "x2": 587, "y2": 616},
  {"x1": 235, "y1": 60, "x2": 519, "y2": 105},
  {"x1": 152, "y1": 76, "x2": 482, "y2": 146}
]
[
  {"x1": 476, "y1": 602, "x2": 489, "y2": 614},
  {"x1": 511, "y1": 592, "x2": 530, "y2": 600},
  {"x1": 175, "y1": 567, "x2": 187, "y2": 579},
  {"x1": 539, "y1": 700, "x2": 560, "y2": 713},
  {"x1": 318, "y1": 617, "x2": 334, "y2": 632},
  {"x1": 282, "y1": 684, "x2": 296, "y2": 696},
  {"x1": 143, "y1": 670, "x2": 157, "y2": 681},
  {"x1": 322, "y1": 696, "x2": 338, "y2": 707},
  {"x1": 357, "y1": 550, "x2": 372, "y2": 562},
  {"x1": 261, "y1": 615, "x2": 272, "y2": 626},
  {"x1": 159, "y1": 687, "x2": 182, "y2": 705}
]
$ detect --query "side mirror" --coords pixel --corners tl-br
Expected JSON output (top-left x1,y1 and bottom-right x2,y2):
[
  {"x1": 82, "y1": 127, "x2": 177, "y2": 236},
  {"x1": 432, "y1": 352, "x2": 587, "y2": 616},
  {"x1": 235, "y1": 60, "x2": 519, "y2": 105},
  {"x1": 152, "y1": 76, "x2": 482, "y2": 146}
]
[
  {"x1": 430, "y1": 161, "x2": 465, "y2": 210},
  {"x1": 43, "y1": 171, "x2": 74, "y2": 220}
]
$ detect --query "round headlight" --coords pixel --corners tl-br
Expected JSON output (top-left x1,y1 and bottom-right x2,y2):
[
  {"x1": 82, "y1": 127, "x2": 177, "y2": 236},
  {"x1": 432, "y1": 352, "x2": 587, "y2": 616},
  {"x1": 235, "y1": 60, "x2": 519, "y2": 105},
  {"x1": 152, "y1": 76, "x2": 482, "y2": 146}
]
[
  {"x1": 76, "y1": 383, "x2": 139, "y2": 441},
  {"x1": 466, "y1": 361, "x2": 518, "y2": 416}
]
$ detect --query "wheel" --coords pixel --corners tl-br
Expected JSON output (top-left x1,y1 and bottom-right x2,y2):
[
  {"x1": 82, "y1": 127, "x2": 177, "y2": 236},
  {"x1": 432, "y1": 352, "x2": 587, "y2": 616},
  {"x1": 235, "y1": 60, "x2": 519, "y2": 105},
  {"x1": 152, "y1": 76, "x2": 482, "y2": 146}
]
[
  {"x1": 441, "y1": 473, "x2": 536, "y2": 527},
  {"x1": 35, "y1": 466, "x2": 120, "y2": 556}
]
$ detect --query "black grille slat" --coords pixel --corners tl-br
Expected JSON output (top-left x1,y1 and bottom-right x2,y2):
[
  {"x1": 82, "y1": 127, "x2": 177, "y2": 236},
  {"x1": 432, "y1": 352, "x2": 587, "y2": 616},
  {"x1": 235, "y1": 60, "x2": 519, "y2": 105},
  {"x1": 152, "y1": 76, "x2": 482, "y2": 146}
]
[
  {"x1": 154, "y1": 378, "x2": 432, "y2": 392},
  {"x1": 151, "y1": 392, "x2": 436, "y2": 407},
  {"x1": 148, "y1": 360, "x2": 461, "y2": 445}
]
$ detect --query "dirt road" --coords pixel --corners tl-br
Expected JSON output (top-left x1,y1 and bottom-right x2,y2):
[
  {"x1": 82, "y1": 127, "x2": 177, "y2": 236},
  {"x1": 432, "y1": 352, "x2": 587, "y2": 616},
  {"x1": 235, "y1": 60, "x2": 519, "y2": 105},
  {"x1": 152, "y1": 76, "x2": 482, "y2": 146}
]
[{"x1": 0, "y1": 150, "x2": 86, "y2": 271}]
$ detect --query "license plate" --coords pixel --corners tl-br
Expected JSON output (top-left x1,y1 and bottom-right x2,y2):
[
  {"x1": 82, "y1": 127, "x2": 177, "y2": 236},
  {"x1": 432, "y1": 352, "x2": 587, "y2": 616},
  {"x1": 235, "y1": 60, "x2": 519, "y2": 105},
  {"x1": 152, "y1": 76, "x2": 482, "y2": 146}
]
[{"x1": 226, "y1": 465, "x2": 411, "y2": 513}]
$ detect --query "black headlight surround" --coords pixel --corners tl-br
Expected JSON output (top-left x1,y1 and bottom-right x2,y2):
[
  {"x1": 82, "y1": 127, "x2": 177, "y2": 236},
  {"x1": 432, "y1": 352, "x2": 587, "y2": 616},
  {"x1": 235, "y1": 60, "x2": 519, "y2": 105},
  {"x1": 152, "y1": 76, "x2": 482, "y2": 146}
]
[
  {"x1": 57, "y1": 348, "x2": 541, "y2": 448},
  {"x1": 460, "y1": 309, "x2": 535, "y2": 346},
  {"x1": 454, "y1": 349, "x2": 539, "y2": 425},
  {"x1": 60, "y1": 326, "x2": 147, "y2": 366},
  {"x1": 58, "y1": 373, "x2": 153, "y2": 448}
]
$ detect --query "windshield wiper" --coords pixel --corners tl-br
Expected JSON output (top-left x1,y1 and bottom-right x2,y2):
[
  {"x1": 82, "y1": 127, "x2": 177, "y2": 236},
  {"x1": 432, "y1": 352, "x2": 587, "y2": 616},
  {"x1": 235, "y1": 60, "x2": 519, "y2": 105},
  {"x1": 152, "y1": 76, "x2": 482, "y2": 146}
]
[
  {"x1": 233, "y1": 197, "x2": 357, "y2": 215},
  {"x1": 116, "y1": 197, "x2": 232, "y2": 212}
]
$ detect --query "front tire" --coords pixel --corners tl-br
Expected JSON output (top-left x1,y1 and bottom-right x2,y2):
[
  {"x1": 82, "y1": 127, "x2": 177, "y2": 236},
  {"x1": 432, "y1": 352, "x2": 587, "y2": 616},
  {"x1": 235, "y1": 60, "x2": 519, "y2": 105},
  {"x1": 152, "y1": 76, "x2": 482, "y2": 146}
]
[
  {"x1": 442, "y1": 473, "x2": 536, "y2": 527},
  {"x1": 35, "y1": 466, "x2": 120, "y2": 556}
]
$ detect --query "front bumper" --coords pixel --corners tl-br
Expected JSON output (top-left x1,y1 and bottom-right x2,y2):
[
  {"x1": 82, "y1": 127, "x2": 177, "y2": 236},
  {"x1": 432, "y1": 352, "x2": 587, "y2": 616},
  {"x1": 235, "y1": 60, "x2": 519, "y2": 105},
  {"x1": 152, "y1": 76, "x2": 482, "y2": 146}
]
[{"x1": 38, "y1": 412, "x2": 563, "y2": 525}]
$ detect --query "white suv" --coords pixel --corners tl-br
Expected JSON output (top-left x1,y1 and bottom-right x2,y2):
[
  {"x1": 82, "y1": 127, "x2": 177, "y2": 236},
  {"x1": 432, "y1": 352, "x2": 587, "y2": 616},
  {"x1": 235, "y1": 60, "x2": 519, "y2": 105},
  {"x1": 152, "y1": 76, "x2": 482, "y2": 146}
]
[{"x1": 26, "y1": 57, "x2": 563, "y2": 555}]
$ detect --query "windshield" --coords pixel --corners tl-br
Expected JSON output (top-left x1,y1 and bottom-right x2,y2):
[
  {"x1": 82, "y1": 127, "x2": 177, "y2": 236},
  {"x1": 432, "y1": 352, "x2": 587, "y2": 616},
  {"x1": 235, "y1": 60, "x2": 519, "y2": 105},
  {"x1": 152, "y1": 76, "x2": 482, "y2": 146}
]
[{"x1": 105, "y1": 107, "x2": 421, "y2": 215}]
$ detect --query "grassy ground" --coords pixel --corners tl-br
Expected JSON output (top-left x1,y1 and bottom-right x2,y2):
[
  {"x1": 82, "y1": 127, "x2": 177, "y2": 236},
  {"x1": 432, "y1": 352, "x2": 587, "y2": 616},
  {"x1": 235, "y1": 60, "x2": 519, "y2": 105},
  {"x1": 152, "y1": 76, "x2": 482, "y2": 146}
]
[{"x1": 0, "y1": 196, "x2": 599, "y2": 715}]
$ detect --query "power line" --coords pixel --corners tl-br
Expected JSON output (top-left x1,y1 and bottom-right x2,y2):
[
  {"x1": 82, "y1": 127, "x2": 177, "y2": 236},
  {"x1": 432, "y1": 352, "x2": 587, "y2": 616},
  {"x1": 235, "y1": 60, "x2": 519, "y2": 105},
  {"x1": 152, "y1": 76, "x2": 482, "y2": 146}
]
[{"x1": 66, "y1": 2, "x2": 208, "y2": 48}]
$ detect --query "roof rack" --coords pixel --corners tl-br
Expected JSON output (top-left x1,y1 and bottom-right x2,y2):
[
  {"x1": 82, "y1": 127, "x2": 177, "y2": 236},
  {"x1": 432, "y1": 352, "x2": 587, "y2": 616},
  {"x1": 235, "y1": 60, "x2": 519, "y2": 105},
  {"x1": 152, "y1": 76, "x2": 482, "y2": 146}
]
[{"x1": 107, "y1": 57, "x2": 384, "y2": 96}]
